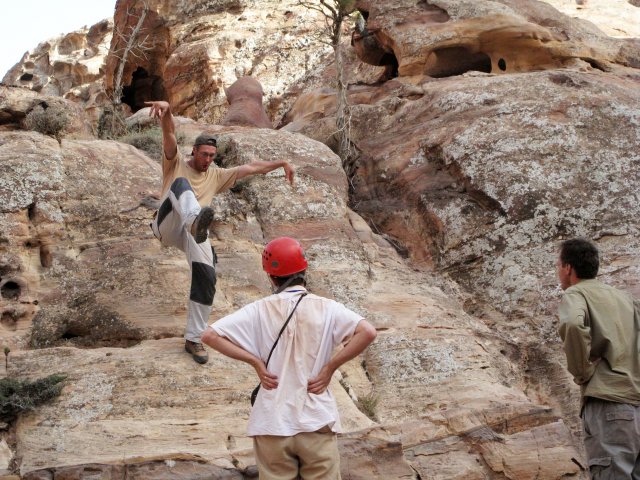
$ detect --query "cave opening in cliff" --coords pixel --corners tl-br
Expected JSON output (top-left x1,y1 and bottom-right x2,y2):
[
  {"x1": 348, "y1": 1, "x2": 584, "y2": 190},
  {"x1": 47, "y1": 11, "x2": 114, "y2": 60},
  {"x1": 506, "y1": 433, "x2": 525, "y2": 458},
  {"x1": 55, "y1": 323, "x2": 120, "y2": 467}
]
[
  {"x1": 20, "y1": 73, "x2": 34, "y2": 81},
  {"x1": 351, "y1": 10, "x2": 399, "y2": 80},
  {"x1": 381, "y1": 52, "x2": 399, "y2": 79},
  {"x1": 121, "y1": 67, "x2": 167, "y2": 112},
  {"x1": 425, "y1": 47, "x2": 492, "y2": 78},
  {"x1": 1, "y1": 281, "x2": 21, "y2": 300},
  {"x1": 61, "y1": 330, "x2": 82, "y2": 340},
  {"x1": 1, "y1": 312, "x2": 17, "y2": 329}
]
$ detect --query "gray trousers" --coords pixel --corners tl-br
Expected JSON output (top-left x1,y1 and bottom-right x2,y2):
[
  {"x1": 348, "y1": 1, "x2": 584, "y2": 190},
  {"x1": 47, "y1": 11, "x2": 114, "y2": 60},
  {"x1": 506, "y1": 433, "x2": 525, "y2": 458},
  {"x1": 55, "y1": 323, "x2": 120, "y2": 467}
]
[
  {"x1": 151, "y1": 178, "x2": 216, "y2": 344},
  {"x1": 583, "y1": 397, "x2": 640, "y2": 479}
]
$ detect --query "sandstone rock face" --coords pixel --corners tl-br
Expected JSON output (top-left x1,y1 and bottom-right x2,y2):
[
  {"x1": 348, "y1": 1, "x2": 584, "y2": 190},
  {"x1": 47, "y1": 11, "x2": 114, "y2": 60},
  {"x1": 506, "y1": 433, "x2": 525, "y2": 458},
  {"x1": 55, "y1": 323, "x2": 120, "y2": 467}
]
[
  {"x1": 2, "y1": 20, "x2": 113, "y2": 123},
  {"x1": 278, "y1": 2, "x2": 640, "y2": 476},
  {"x1": 0, "y1": 85, "x2": 94, "y2": 137},
  {"x1": 285, "y1": 0, "x2": 640, "y2": 314},
  {"x1": 104, "y1": 0, "x2": 335, "y2": 126},
  {"x1": 2, "y1": 0, "x2": 639, "y2": 478},
  {"x1": 4, "y1": 1, "x2": 333, "y2": 131},
  {"x1": 351, "y1": 0, "x2": 639, "y2": 77},
  {"x1": 2, "y1": 121, "x2": 582, "y2": 478}
]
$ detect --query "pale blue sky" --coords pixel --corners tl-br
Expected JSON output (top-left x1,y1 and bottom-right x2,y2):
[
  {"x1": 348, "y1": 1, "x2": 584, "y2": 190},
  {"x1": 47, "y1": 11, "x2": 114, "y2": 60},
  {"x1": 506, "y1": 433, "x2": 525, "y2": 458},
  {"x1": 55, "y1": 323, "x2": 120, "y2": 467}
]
[{"x1": 0, "y1": 0, "x2": 115, "y2": 79}]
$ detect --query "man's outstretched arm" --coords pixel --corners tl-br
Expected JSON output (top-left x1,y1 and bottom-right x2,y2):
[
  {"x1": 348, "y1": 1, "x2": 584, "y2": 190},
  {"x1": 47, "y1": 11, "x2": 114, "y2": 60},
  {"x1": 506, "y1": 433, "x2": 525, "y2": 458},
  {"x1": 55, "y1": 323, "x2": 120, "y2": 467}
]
[
  {"x1": 307, "y1": 320, "x2": 377, "y2": 394},
  {"x1": 145, "y1": 100, "x2": 178, "y2": 161},
  {"x1": 235, "y1": 160, "x2": 295, "y2": 185}
]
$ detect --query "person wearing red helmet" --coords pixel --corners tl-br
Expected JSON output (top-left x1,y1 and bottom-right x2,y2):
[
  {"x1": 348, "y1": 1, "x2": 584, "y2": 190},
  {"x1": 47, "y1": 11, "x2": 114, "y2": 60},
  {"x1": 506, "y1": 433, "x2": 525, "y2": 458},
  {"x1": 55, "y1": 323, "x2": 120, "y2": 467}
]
[
  {"x1": 146, "y1": 100, "x2": 294, "y2": 365},
  {"x1": 202, "y1": 237, "x2": 377, "y2": 479}
]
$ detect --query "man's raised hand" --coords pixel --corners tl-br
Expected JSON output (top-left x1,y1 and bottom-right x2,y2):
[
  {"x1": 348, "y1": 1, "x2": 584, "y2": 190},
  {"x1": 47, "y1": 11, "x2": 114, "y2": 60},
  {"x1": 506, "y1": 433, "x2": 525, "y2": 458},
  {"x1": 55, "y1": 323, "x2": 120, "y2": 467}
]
[{"x1": 145, "y1": 101, "x2": 170, "y2": 120}]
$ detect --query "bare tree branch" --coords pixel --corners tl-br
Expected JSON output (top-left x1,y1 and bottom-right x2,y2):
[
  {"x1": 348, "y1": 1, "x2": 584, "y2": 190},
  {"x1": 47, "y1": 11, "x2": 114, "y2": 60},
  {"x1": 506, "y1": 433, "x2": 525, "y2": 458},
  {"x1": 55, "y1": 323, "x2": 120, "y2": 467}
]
[
  {"x1": 100, "y1": 1, "x2": 151, "y2": 139},
  {"x1": 298, "y1": 1, "x2": 330, "y2": 17},
  {"x1": 298, "y1": 0, "x2": 358, "y2": 181},
  {"x1": 113, "y1": 3, "x2": 149, "y2": 106}
]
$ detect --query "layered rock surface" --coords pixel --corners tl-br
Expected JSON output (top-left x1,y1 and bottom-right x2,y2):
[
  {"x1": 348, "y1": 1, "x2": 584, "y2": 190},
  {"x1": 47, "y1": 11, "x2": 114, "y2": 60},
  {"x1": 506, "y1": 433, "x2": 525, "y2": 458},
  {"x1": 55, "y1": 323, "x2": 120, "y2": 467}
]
[
  {"x1": 103, "y1": 0, "x2": 335, "y2": 125},
  {"x1": 2, "y1": 20, "x2": 113, "y2": 123},
  {"x1": 2, "y1": 122, "x2": 582, "y2": 478},
  {"x1": 281, "y1": 1, "x2": 640, "y2": 476},
  {"x1": 1, "y1": 0, "x2": 640, "y2": 479},
  {"x1": 3, "y1": 0, "x2": 334, "y2": 130}
]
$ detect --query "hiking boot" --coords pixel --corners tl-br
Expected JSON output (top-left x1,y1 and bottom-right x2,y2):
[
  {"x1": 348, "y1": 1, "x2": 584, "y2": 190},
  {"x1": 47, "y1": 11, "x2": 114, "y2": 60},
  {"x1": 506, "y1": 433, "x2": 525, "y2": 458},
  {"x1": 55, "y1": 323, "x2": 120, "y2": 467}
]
[
  {"x1": 185, "y1": 340, "x2": 209, "y2": 364},
  {"x1": 190, "y1": 207, "x2": 214, "y2": 243}
]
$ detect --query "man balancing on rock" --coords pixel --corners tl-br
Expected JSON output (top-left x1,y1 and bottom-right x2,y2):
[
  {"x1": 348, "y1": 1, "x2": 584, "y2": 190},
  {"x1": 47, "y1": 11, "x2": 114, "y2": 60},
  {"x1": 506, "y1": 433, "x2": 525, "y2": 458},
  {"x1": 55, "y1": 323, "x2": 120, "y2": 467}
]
[{"x1": 146, "y1": 100, "x2": 294, "y2": 364}]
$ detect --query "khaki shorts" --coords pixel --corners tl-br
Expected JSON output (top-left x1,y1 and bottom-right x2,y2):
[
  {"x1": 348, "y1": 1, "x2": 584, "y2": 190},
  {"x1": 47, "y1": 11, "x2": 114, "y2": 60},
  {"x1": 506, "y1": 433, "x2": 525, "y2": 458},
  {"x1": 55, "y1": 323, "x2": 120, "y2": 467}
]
[{"x1": 253, "y1": 428, "x2": 341, "y2": 480}]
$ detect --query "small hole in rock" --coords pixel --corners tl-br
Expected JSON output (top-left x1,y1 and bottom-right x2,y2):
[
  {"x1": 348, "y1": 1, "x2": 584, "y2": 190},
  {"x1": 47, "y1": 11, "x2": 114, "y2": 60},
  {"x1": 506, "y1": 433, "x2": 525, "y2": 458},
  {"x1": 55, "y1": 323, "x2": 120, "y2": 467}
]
[
  {"x1": 1, "y1": 312, "x2": 17, "y2": 329},
  {"x1": 1, "y1": 282, "x2": 21, "y2": 300},
  {"x1": 27, "y1": 203, "x2": 36, "y2": 221},
  {"x1": 61, "y1": 331, "x2": 81, "y2": 340},
  {"x1": 583, "y1": 58, "x2": 606, "y2": 72},
  {"x1": 498, "y1": 58, "x2": 507, "y2": 71}
]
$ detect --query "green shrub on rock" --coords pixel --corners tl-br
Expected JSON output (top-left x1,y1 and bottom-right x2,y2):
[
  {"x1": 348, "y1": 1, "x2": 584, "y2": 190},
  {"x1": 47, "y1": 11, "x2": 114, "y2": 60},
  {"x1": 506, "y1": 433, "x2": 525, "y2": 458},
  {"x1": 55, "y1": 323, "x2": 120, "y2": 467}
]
[
  {"x1": 0, "y1": 374, "x2": 66, "y2": 423},
  {"x1": 119, "y1": 126, "x2": 185, "y2": 161},
  {"x1": 119, "y1": 126, "x2": 164, "y2": 160},
  {"x1": 24, "y1": 104, "x2": 69, "y2": 142}
]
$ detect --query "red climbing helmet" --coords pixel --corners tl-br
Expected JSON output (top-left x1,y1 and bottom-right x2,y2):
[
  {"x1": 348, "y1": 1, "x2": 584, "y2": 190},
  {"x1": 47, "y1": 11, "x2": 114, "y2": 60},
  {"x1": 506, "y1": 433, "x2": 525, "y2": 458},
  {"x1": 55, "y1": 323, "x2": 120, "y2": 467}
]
[{"x1": 262, "y1": 237, "x2": 308, "y2": 277}]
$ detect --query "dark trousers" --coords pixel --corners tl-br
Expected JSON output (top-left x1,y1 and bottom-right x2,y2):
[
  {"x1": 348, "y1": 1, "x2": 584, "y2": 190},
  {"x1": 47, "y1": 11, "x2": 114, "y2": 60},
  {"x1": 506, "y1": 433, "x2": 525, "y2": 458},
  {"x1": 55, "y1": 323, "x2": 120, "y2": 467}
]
[{"x1": 582, "y1": 397, "x2": 640, "y2": 479}]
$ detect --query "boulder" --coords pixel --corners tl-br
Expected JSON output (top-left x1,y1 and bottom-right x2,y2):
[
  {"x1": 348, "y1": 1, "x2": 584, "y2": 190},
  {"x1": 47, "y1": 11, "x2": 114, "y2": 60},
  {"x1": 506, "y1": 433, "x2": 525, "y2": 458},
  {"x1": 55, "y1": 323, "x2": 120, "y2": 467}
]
[
  {"x1": 221, "y1": 77, "x2": 272, "y2": 128},
  {"x1": 0, "y1": 85, "x2": 93, "y2": 137},
  {"x1": 2, "y1": 20, "x2": 113, "y2": 125}
]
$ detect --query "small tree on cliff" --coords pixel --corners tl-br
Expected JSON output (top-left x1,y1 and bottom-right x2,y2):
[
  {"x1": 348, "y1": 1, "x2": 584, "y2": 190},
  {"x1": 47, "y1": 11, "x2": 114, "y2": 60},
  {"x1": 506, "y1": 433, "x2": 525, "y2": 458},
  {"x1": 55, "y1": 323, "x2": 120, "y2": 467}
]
[
  {"x1": 298, "y1": 0, "x2": 357, "y2": 176},
  {"x1": 99, "y1": 1, "x2": 152, "y2": 139}
]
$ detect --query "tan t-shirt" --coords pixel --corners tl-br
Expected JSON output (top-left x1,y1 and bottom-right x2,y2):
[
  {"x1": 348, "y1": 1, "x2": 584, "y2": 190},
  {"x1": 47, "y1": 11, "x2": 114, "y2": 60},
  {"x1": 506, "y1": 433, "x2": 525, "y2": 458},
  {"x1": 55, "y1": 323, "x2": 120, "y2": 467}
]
[{"x1": 162, "y1": 149, "x2": 240, "y2": 207}]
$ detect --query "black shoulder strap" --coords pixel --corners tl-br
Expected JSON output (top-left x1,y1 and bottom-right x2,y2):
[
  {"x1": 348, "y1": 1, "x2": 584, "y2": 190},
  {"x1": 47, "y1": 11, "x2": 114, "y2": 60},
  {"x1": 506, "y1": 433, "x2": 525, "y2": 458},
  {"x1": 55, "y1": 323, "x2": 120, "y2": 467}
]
[{"x1": 264, "y1": 292, "x2": 307, "y2": 368}]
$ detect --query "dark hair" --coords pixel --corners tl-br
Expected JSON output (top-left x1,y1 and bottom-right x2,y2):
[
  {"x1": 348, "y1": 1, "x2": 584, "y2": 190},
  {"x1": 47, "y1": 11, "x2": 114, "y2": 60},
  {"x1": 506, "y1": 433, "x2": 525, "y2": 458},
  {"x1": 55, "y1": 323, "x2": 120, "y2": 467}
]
[
  {"x1": 559, "y1": 238, "x2": 599, "y2": 279},
  {"x1": 193, "y1": 133, "x2": 217, "y2": 147},
  {"x1": 271, "y1": 271, "x2": 306, "y2": 290}
]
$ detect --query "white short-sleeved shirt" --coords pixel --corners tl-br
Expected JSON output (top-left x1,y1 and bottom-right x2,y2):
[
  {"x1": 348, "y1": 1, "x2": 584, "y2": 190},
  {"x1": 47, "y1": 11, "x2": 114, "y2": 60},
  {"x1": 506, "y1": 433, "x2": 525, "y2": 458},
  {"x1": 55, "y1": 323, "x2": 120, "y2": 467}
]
[{"x1": 210, "y1": 286, "x2": 363, "y2": 436}]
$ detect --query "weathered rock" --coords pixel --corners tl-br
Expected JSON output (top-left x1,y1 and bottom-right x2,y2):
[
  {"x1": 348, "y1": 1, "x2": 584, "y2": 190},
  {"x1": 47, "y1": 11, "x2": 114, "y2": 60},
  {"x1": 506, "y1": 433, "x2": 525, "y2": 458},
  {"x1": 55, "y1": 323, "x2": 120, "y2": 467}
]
[
  {"x1": 277, "y1": 1, "x2": 639, "y2": 477},
  {"x1": 0, "y1": 85, "x2": 93, "y2": 137},
  {"x1": 2, "y1": 20, "x2": 113, "y2": 124},
  {"x1": 3, "y1": 0, "x2": 640, "y2": 478},
  {"x1": 283, "y1": 1, "x2": 640, "y2": 324},
  {"x1": 221, "y1": 77, "x2": 272, "y2": 128},
  {"x1": 103, "y1": 0, "x2": 335, "y2": 125},
  {"x1": 4, "y1": 1, "x2": 335, "y2": 129},
  {"x1": 352, "y1": 0, "x2": 640, "y2": 76},
  {"x1": 0, "y1": 439, "x2": 12, "y2": 475},
  {"x1": 1, "y1": 122, "x2": 584, "y2": 477},
  {"x1": 10, "y1": 339, "x2": 371, "y2": 477}
]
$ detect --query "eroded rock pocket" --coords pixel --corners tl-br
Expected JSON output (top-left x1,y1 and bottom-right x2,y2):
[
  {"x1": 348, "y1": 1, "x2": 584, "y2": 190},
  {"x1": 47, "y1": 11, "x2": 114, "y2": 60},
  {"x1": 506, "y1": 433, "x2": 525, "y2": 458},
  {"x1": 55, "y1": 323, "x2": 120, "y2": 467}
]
[{"x1": 30, "y1": 295, "x2": 144, "y2": 349}]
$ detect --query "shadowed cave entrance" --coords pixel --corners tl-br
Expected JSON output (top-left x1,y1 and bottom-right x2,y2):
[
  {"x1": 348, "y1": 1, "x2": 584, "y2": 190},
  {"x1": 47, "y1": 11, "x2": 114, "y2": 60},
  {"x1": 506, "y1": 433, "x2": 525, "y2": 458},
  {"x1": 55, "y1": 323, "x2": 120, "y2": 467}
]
[
  {"x1": 121, "y1": 67, "x2": 167, "y2": 112},
  {"x1": 424, "y1": 46, "x2": 492, "y2": 77},
  {"x1": 351, "y1": 8, "x2": 399, "y2": 79},
  {"x1": 1, "y1": 281, "x2": 21, "y2": 300}
]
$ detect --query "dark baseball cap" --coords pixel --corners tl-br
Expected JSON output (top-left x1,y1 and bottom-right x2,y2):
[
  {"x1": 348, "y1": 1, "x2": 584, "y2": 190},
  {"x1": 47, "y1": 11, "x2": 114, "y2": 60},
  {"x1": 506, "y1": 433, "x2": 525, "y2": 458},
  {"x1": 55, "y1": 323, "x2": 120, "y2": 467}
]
[{"x1": 193, "y1": 133, "x2": 217, "y2": 147}]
